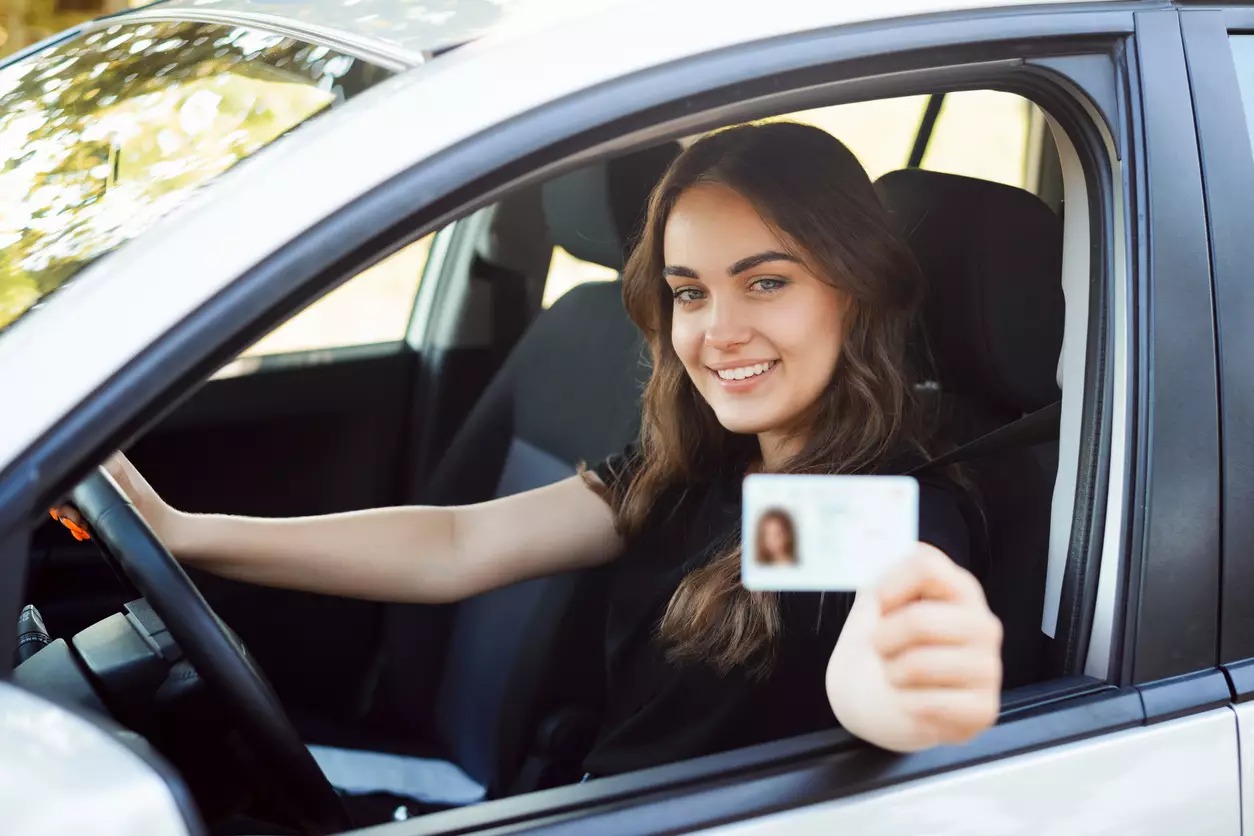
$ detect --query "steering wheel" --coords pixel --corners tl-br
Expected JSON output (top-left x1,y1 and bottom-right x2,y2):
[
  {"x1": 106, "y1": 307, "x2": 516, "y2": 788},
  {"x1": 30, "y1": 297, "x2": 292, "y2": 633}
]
[{"x1": 71, "y1": 468, "x2": 350, "y2": 834}]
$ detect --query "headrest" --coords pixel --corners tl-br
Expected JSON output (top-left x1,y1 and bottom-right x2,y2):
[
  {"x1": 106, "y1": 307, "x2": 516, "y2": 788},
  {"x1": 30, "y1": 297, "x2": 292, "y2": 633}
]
[
  {"x1": 875, "y1": 169, "x2": 1065, "y2": 414},
  {"x1": 541, "y1": 142, "x2": 682, "y2": 270}
]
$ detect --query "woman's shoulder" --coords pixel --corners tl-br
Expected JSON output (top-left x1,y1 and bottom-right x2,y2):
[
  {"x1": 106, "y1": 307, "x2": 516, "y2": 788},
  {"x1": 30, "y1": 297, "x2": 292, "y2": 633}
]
[{"x1": 870, "y1": 444, "x2": 985, "y2": 576}]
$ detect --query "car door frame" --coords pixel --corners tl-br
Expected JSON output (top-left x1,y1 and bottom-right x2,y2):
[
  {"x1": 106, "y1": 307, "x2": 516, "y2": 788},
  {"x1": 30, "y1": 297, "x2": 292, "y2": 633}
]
[
  {"x1": 1181, "y1": 2, "x2": 1254, "y2": 681},
  {"x1": 1178, "y1": 8, "x2": 1254, "y2": 834},
  {"x1": 0, "y1": 2, "x2": 1229, "y2": 832}
]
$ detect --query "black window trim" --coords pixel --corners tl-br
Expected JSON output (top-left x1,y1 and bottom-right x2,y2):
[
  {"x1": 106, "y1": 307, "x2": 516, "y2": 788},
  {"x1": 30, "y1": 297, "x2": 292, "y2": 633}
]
[
  {"x1": 1, "y1": 3, "x2": 1224, "y2": 831},
  {"x1": 1112, "y1": 9, "x2": 1223, "y2": 684},
  {"x1": 1180, "y1": 7, "x2": 1254, "y2": 673}
]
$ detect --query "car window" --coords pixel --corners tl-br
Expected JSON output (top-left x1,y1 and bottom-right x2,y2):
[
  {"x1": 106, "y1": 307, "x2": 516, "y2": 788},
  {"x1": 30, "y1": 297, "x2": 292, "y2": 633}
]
[
  {"x1": 543, "y1": 245, "x2": 618, "y2": 308},
  {"x1": 784, "y1": 89, "x2": 1038, "y2": 190},
  {"x1": 540, "y1": 90, "x2": 1042, "y2": 306},
  {"x1": 0, "y1": 21, "x2": 391, "y2": 336},
  {"x1": 1230, "y1": 35, "x2": 1254, "y2": 158},
  {"x1": 209, "y1": 234, "x2": 435, "y2": 377}
]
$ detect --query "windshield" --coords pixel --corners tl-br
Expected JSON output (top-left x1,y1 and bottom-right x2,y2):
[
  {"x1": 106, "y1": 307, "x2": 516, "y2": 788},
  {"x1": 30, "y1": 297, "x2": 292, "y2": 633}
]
[{"x1": 0, "y1": 20, "x2": 392, "y2": 334}]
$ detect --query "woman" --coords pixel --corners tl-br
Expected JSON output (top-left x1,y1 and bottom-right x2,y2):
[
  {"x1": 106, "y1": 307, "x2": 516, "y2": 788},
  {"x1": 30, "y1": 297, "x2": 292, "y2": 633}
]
[
  {"x1": 754, "y1": 509, "x2": 799, "y2": 566},
  {"x1": 61, "y1": 122, "x2": 1002, "y2": 772}
]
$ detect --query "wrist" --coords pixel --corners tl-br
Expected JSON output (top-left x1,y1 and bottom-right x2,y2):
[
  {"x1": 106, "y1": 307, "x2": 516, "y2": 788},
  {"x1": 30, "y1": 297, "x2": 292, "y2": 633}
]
[{"x1": 157, "y1": 506, "x2": 196, "y2": 560}]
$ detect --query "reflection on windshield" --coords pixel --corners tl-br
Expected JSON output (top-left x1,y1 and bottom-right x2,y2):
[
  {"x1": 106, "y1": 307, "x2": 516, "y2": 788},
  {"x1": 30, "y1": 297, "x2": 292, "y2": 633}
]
[{"x1": 0, "y1": 21, "x2": 389, "y2": 333}]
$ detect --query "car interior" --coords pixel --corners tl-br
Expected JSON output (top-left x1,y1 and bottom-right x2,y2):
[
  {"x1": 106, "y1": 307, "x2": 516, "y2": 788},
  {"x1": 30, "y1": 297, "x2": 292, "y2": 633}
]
[{"x1": 16, "y1": 89, "x2": 1080, "y2": 831}]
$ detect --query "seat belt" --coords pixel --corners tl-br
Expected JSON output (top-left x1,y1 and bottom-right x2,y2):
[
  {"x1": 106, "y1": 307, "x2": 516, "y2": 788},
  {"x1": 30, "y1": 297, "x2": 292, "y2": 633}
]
[{"x1": 909, "y1": 399, "x2": 1061, "y2": 474}]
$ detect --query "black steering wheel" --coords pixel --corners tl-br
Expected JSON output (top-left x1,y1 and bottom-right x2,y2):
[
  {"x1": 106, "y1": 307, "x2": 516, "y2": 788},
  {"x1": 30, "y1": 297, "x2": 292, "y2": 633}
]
[{"x1": 71, "y1": 468, "x2": 350, "y2": 834}]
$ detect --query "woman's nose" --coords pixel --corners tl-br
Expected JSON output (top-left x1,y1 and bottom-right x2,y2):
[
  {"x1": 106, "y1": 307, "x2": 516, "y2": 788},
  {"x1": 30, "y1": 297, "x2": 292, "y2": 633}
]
[{"x1": 704, "y1": 299, "x2": 753, "y2": 350}]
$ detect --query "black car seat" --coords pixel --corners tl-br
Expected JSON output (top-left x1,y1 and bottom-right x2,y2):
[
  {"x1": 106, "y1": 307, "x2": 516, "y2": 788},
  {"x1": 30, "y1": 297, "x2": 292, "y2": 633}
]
[
  {"x1": 875, "y1": 168, "x2": 1066, "y2": 690},
  {"x1": 330, "y1": 143, "x2": 680, "y2": 807}
]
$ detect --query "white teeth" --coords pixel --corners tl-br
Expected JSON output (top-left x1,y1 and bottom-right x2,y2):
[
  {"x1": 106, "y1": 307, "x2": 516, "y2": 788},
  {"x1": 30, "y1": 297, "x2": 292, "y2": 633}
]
[{"x1": 716, "y1": 361, "x2": 775, "y2": 381}]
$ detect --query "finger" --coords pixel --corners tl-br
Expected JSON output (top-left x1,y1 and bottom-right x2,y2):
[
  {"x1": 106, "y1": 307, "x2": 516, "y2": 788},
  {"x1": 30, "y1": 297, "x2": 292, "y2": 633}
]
[
  {"x1": 873, "y1": 601, "x2": 1002, "y2": 660},
  {"x1": 898, "y1": 688, "x2": 1001, "y2": 746},
  {"x1": 50, "y1": 506, "x2": 84, "y2": 527},
  {"x1": 877, "y1": 544, "x2": 983, "y2": 614},
  {"x1": 885, "y1": 645, "x2": 1002, "y2": 689},
  {"x1": 49, "y1": 506, "x2": 91, "y2": 540}
]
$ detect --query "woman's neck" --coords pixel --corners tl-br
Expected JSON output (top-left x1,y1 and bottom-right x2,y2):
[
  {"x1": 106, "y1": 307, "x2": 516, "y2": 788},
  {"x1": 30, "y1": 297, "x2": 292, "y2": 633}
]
[{"x1": 756, "y1": 430, "x2": 805, "y2": 472}]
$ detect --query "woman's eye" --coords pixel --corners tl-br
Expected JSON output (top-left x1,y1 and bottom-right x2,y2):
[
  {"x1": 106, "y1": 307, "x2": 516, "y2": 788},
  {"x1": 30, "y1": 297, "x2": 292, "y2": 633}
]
[
  {"x1": 672, "y1": 287, "x2": 704, "y2": 305},
  {"x1": 751, "y1": 277, "x2": 788, "y2": 293}
]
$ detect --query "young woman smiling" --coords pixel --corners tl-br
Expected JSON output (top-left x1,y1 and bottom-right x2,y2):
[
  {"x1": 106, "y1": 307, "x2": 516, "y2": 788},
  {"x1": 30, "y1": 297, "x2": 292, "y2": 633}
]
[{"x1": 61, "y1": 122, "x2": 1003, "y2": 773}]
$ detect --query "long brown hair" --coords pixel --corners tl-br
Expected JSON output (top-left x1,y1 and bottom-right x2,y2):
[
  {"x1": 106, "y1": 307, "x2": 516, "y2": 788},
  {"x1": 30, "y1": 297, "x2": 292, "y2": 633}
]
[{"x1": 596, "y1": 122, "x2": 928, "y2": 677}]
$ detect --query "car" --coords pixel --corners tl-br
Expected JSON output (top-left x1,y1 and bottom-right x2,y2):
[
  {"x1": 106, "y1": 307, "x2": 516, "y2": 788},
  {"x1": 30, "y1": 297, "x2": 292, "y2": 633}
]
[{"x1": 3, "y1": 0, "x2": 1253, "y2": 832}]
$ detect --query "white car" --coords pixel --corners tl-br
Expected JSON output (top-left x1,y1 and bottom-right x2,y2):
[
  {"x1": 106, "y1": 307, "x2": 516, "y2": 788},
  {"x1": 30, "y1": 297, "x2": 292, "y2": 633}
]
[{"x1": 2, "y1": 0, "x2": 1252, "y2": 833}]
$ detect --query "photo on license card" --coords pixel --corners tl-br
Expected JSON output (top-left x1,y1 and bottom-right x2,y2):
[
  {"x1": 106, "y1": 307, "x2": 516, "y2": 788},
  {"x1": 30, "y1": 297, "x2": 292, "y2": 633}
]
[{"x1": 741, "y1": 474, "x2": 919, "y2": 592}]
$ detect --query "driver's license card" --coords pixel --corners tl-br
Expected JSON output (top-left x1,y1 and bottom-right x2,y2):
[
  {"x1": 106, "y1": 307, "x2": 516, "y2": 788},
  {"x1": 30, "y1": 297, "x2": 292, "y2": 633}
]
[{"x1": 741, "y1": 474, "x2": 919, "y2": 591}]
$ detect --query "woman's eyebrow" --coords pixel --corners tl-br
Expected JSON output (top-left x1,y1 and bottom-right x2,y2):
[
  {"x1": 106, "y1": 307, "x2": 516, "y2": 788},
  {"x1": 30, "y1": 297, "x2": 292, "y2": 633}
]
[
  {"x1": 662, "y1": 265, "x2": 698, "y2": 279},
  {"x1": 728, "y1": 250, "x2": 802, "y2": 275}
]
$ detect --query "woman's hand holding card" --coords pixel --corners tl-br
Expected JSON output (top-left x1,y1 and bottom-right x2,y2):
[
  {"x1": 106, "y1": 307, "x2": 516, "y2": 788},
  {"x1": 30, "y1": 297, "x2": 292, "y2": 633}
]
[{"x1": 825, "y1": 543, "x2": 1003, "y2": 753}]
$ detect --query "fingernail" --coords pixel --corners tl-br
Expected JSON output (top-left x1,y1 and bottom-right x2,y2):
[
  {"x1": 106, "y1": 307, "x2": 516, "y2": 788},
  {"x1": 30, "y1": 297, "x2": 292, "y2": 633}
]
[
  {"x1": 49, "y1": 509, "x2": 60, "y2": 521},
  {"x1": 60, "y1": 519, "x2": 90, "y2": 541}
]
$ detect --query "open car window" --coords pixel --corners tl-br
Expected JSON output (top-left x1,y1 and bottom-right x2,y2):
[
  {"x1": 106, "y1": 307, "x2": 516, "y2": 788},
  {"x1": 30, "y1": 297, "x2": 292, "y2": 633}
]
[{"x1": 0, "y1": 20, "x2": 392, "y2": 336}]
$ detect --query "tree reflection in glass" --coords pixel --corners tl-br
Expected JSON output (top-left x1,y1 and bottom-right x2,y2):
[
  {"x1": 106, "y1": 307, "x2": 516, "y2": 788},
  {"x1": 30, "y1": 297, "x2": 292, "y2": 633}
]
[{"x1": 0, "y1": 21, "x2": 390, "y2": 332}]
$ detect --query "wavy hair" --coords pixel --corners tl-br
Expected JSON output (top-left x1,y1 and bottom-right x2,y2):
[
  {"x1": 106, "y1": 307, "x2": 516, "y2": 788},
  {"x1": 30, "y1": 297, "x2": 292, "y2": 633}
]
[{"x1": 593, "y1": 122, "x2": 928, "y2": 677}]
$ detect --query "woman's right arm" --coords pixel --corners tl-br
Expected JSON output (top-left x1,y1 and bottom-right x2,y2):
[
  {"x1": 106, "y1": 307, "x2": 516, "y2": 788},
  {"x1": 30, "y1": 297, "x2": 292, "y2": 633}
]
[{"x1": 70, "y1": 454, "x2": 625, "y2": 604}]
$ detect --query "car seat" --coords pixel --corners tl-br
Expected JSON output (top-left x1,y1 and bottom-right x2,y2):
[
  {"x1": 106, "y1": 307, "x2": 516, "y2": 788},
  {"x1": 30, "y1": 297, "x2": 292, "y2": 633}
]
[{"x1": 875, "y1": 168, "x2": 1066, "y2": 690}]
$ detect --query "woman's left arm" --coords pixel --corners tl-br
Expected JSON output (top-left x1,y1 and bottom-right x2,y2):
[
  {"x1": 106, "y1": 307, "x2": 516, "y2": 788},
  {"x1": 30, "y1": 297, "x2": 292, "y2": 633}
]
[{"x1": 825, "y1": 543, "x2": 1003, "y2": 752}]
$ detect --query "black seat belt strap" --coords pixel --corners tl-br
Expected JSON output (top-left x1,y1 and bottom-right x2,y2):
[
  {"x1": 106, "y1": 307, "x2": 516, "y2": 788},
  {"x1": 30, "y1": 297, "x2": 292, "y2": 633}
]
[{"x1": 909, "y1": 400, "x2": 1062, "y2": 475}]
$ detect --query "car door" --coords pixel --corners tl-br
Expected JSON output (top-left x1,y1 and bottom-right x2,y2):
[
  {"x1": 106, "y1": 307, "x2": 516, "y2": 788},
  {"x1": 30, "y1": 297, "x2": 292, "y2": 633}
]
[
  {"x1": 334, "y1": 6, "x2": 1236, "y2": 833},
  {"x1": 1180, "y1": 5, "x2": 1254, "y2": 833}
]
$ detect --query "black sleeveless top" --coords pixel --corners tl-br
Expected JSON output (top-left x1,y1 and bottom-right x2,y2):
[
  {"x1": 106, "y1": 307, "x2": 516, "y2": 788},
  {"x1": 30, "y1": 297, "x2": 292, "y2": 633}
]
[{"x1": 581, "y1": 449, "x2": 976, "y2": 776}]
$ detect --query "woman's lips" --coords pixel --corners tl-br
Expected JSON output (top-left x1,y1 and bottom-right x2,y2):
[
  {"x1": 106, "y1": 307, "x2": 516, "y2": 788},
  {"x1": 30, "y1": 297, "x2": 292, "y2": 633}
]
[{"x1": 709, "y1": 360, "x2": 778, "y2": 392}]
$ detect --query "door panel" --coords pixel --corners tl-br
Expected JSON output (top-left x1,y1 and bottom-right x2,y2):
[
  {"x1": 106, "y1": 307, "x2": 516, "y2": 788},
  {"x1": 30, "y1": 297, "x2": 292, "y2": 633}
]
[
  {"x1": 138, "y1": 347, "x2": 416, "y2": 721},
  {"x1": 32, "y1": 346, "x2": 422, "y2": 723},
  {"x1": 700, "y1": 710, "x2": 1240, "y2": 835}
]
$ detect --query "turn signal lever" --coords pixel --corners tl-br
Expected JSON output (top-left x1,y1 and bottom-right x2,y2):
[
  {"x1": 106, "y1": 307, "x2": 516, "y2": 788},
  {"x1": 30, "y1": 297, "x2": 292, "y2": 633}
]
[{"x1": 16, "y1": 604, "x2": 52, "y2": 665}]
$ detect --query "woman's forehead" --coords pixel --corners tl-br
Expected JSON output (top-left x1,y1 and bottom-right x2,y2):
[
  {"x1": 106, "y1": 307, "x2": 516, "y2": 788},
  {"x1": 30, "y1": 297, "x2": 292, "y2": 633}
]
[{"x1": 663, "y1": 184, "x2": 790, "y2": 269}]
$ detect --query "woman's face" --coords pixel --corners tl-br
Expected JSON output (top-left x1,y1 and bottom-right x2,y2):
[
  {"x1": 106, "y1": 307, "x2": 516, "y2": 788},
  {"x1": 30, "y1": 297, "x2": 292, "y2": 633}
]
[{"x1": 664, "y1": 183, "x2": 850, "y2": 444}]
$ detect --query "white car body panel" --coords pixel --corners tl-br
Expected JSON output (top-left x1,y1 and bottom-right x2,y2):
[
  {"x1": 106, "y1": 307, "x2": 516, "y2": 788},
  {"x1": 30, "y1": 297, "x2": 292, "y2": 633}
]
[
  {"x1": 0, "y1": 681, "x2": 191, "y2": 835},
  {"x1": 0, "y1": 0, "x2": 1102, "y2": 476},
  {"x1": 1234, "y1": 701, "x2": 1254, "y2": 835},
  {"x1": 701, "y1": 709, "x2": 1242, "y2": 836}
]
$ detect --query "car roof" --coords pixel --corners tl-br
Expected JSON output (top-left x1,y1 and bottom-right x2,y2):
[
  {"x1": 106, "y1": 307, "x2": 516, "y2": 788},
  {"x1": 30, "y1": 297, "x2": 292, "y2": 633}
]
[
  {"x1": 0, "y1": 0, "x2": 1108, "y2": 476},
  {"x1": 119, "y1": 0, "x2": 632, "y2": 66},
  {"x1": 117, "y1": 0, "x2": 1113, "y2": 67}
]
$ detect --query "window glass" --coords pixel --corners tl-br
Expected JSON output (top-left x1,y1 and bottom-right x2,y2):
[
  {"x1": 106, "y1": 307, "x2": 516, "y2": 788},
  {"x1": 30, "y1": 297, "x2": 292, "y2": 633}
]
[
  {"x1": 781, "y1": 90, "x2": 1035, "y2": 189},
  {"x1": 1231, "y1": 36, "x2": 1254, "y2": 159},
  {"x1": 0, "y1": 21, "x2": 391, "y2": 335},
  {"x1": 246, "y1": 235, "x2": 434, "y2": 356},
  {"x1": 542, "y1": 245, "x2": 618, "y2": 308}
]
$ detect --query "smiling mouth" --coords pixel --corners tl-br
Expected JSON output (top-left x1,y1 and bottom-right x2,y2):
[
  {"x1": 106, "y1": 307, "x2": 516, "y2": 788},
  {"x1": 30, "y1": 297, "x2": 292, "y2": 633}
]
[{"x1": 710, "y1": 360, "x2": 778, "y2": 382}]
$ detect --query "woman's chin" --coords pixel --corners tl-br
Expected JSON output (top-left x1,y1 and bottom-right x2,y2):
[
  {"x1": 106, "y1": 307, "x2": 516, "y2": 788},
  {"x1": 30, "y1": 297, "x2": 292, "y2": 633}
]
[{"x1": 712, "y1": 411, "x2": 787, "y2": 437}]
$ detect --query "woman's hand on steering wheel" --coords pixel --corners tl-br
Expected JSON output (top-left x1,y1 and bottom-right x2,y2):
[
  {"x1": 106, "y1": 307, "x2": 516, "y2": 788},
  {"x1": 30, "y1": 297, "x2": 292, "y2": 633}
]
[{"x1": 53, "y1": 452, "x2": 178, "y2": 546}]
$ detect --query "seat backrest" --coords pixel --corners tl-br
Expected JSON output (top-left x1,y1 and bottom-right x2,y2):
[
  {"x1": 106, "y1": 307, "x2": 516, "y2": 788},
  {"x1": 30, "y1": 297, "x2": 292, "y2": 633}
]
[
  {"x1": 371, "y1": 143, "x2": 679, "y2": 796},
  {"x1": 875, "y1": 168, "x2": 1065, "y2": 689}
]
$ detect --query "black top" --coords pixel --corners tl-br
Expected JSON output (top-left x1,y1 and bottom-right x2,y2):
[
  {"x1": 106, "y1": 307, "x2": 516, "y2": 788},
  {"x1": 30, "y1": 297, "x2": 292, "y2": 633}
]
[{"x1": 582, "y1": 450, "x2": 977, "y2": 776}]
